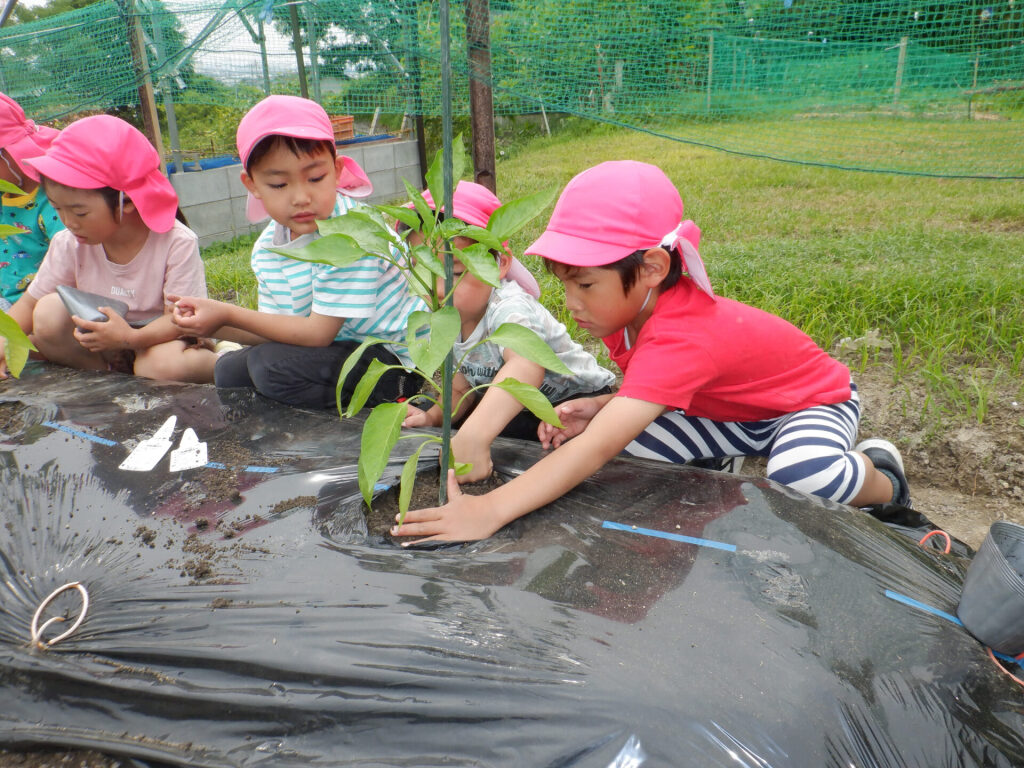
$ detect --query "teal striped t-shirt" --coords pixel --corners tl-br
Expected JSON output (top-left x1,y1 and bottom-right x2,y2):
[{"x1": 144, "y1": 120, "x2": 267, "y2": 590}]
[{"x1": 251, "y1": 194, "x2": 426, "y2": 366}]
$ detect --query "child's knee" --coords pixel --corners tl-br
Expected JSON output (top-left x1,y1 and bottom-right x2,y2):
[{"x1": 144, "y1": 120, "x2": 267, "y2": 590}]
[
  {"x1": 31, "y1": 293, "x2": 74, "y2": 344},
  {"x1": 766, "y1": 452, "x2": 858, "y2": 502}
]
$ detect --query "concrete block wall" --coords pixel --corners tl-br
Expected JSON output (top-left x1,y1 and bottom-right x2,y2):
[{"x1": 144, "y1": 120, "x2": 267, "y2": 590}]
[{"x1": 169, "y1": 137, "x2": 422, "y2": 248}]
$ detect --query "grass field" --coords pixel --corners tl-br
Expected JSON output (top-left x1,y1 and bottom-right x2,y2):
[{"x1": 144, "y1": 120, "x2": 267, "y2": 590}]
[{"x1": 202, "y1": 119, "x2": 1024, "y2": 436}]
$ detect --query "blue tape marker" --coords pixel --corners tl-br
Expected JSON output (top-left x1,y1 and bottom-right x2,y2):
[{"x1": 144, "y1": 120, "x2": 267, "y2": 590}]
[
  {"x1": 375, "y1": 483, "x2": 390, "y2": 492},
  {"x1": 884, "y1": 589, "x2": 963, "y2": 626},
  {"x1": 43, "y1": 421, "x2": 118, "y2": 447},
  {"x1": 602, "y1": 520, "x2": 736, "y2": 552},
  {"x1": 205, "y1": 461, "x2": 227, "y2": 469},
  {"x1": 243, "y1": 465, "x2": 279, "y2": 474},
  {"x1": 885, "y1": 589, "x2": 1024, "y2": 668}
]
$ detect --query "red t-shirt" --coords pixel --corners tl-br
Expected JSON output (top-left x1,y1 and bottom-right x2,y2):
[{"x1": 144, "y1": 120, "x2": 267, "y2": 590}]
[{"x1": 606, "y1": 281, "x2": 851, "y2": 422}]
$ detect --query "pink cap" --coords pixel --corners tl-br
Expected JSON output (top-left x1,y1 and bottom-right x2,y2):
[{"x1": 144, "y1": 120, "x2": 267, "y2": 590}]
[
  {"x1": 525, "y1": 160, "x2": 713, "y2": 297},
  {"x1": 0, "y1": 92, "x2": 60, "y2": 182},
  {"x1": 24, "y1": 115, "x2": 180, "y2": 233},
  {"x1": 418, "y1": 180, "x2": 540, "y2": 298},
  {"x1": 237, "y1": 95, "x2": 372, "y2": 222}
]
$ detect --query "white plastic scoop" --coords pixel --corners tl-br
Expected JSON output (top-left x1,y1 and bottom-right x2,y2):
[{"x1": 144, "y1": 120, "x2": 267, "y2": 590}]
[
  {"x1": 169, "y1": 428, "x2": 208, "y2": 472},
  {"x1": 118, "y1": 415, "x2": 177, "y2": 472}
]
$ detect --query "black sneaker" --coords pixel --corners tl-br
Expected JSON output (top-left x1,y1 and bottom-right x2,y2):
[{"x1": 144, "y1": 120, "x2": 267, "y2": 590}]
[
  {"x1": 855, "y1": 439, "x2": 911, "y2": 507},
  {"x1": 688, "y1": 456, "x2": 746, "y2": 474}
]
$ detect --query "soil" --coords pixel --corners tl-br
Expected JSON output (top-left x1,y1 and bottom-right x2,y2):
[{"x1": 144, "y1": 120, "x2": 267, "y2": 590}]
[{"x1": 365, "y1": 471, "x2": 507, "y2": 538}]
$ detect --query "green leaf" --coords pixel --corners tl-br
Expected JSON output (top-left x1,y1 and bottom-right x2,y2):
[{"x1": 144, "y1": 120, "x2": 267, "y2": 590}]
[
  {"x1": 268, "y1": 233, "x2": 369, "y2": 269},
  {"x1": 335, "y1": 336, "x2": 388, "y2": 416},
  {"x1": 424, "y1": 134, "x2": 467, "y2": 218},
  {"x1": 358, "y1": 403, "x2": 406, "y2": 508},
  {"x1": 0, "y1": 179, "x2": 24, "y2": 196},
  {"x1": 403, "y1": 178, "x2": 437, "y2": 240},
  {"x1": 456, "y1": 242, "x2": 501, "y2": 288},
  {"x1": 0, "y1": 309, "x2": 35, "y2": 378},
  {"x1": 411, "y1": 243, "x2": 445, "y2": 279},
  {"x1": 397, "y1": 438, "x2": 437, "y2": 523},
  {"x1": 487, "y1": 323, "x2": 573, "y2": 375},
  {"x1": 407, "y1": 305, "x2": 460, "y2": 378},
  {"x1": 317, "y1": 209, "x2": 397, "y2": 255},
  {"x1": 424, "y1": 149, "x2": 445, "y2": 221},
  {"x1": 450, "y1": 135, "x2": 468, "y2": 187},
  {"x1": 457, "y1": 225, "x2": 504, "y2": 252},
  {"x1": 346, "y1": 358, "x2": 406, "y2": 416},
  {"x1": 487, "y1": 187, "x2": 558, "y2": 241},
  {"x1": 491, "y1": 378, "x2": 564, "y2": 427},
  {"x1": 378, "y1": 203, "x2": 422, "y2": 231},
  {"x1": 453, "y1": 460, "x2": 472, "y2": 476}
]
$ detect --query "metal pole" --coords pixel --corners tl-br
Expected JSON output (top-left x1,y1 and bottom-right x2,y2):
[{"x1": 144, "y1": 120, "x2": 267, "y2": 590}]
[
  {"x1": 894, "y1": 36, "x2": 908, "y2": 104},
  {"x1": 151, "y1": 12, "x2": 183, "y2": 173},
  {"x1": 439, "y1": 0, "x2": 454, "y2": 501},
  {"x1": 706, "y1": 30, "x2": 714, "y2": 112}
]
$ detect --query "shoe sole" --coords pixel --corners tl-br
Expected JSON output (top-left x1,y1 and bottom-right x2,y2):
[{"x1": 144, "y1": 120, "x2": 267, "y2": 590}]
[{"x1": 854, "y1": 438, "x2": 905, "y2": 474}]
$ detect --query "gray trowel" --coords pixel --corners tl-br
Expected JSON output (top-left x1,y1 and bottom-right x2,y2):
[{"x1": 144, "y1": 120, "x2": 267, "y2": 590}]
[
  {"x1": 119, "y1": 415, "x2": 177, "y2": 471},
  {"x1": 169, "y1": 428, "x2": 208, "y2": 472}
]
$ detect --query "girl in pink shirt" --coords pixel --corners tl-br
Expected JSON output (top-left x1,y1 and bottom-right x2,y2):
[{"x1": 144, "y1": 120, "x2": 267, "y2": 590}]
[{"x1": 0, "y1": 115, "x2": 216, "y2": 382}]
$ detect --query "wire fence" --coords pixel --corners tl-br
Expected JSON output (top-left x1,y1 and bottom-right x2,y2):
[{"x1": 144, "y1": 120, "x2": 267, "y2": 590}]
[{"x1": 2, "y1": 0, "x2": 1022, "y2": 177}]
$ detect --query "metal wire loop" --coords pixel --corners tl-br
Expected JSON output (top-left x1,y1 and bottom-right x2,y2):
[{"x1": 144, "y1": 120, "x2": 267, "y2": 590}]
[{"x1": 30, "y1": 582, "x2": 89, "y2": 649}]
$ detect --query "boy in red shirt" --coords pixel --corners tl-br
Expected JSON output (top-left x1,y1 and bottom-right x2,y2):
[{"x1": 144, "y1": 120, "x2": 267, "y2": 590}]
[{"x1": 392, "y1": 161, "x2": 909, "y2": 544}]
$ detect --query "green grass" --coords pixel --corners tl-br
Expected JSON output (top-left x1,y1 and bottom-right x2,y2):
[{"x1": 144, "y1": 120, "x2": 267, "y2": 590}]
[{"x1": 201, "y1": 118, "x2": 1024, "y2": 434}]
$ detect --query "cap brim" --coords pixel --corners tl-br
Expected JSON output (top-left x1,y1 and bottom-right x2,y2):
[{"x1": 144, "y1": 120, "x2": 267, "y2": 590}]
[
  {"x1": 23, "y1": 154, "x2": 104, "y2": 190},
  {"x1": 524, "y1": 227, "x2": 636, "y2": 267},
  {"x1": 240, "y1": 126, "x2": 334, "y2": 167}
]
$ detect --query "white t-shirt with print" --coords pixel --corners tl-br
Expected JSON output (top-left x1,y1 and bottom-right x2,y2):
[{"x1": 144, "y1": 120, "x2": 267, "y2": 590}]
[{"x1": 454, "y1": 279, "x2": 615, "y2": 402}]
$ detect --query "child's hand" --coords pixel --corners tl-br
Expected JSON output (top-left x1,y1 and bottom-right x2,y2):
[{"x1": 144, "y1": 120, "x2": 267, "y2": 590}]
[
  {"x1": 402, "y1": 401, "x2": 441, "y2": 428},
  {"x1": 72, "y1": 309, "x2": 133, "y2": 352},
  {"x1": 390, "y1": 469, "x2": 503, "y2": 544},
  {"x1": 169, "y1": 295, "x2": 228, "y2": 338},
  {"x1": 538, "y1": 397, "x2": 604, "y2": 449},
  {"x1": 451, "y1": 430, "x2": 493, "y2": 483},
  {"x1": 0, "y1": 338, "x2": 8, "y2": 380}
]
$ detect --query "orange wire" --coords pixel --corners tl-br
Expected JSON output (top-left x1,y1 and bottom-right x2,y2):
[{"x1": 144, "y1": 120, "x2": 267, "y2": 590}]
[
  {"x1": 919, "y1": 529, "x2": 952, "y2": 554},
  {"x1": 987, "y1": 646, "x2": 1024, "y2": 687}
]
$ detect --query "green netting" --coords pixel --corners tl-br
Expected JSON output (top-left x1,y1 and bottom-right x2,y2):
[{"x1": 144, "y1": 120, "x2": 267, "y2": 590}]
[{"x1": 2, "y1": 0, "x2": 1022, "y2": 177}]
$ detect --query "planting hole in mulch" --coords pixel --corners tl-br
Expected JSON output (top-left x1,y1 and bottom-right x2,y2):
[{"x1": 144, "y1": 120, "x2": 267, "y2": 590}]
[{"x1": 363, "y1": 469, "x2": 507, "y2": 541}]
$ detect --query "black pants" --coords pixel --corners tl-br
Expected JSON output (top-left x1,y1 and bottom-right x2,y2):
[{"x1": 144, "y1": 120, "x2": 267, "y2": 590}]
[{"x1": 215, "y1": 341, "x2": 421, "y2": 410}]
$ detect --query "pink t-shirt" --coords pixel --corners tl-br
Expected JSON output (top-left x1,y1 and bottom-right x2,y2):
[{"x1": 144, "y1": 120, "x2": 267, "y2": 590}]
[
  {"x1": 29, "y1": 221, "x2": 207, "y2": 325},
  {"x1": 607, "y1": 280, "x2": 851, "y2": 422}
]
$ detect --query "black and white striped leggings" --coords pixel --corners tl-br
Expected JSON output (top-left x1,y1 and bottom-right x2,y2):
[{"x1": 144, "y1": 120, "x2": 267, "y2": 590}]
[{"x1": 623, "y1": 384, "x2": 866, "y2": 504}]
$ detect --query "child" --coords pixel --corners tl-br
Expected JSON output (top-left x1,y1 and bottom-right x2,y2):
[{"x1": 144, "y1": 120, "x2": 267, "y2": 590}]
[
  {"x1": 0, "y1": 92, "x2": 64, "y2": 310},
  {"x1": 171, "y1": 95, "x2": 425, "y2": 410},
  {"x1": 391, "y1": 160, "x2": 911, "y2": 544},
  {"x1": 0, "y1": 114, "x2": 216, "y2": 382},
  {"x1": 401, "y1": 180, "x2": 616, "y2": 481}
]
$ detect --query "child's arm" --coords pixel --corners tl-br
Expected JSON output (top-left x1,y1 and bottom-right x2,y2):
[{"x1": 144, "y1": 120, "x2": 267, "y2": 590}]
[
  {"x1": 403, "y1": 371, "x2": 475, "y2": 428},
  {"x1": 171, "y1": 295, "x2": 343, "y2": 346},
  {"x1": 0, "y1": 292, "x2": 37, "y2": 379},
  {"x1": 391, "y1": 395, "x2": 666, "y2": 543},
  {"x1": 449, "y1": 351, "x2": 545, "y2": 483},
  {"x1": 538, "y1": 393, "x2": 616, "y2": 449}
]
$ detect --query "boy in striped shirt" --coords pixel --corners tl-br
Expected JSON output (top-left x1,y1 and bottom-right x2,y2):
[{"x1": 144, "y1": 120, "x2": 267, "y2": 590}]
[{"x1": 171, "y1": 96, "x2": 425, "y2": 409}]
